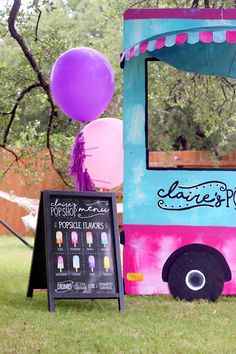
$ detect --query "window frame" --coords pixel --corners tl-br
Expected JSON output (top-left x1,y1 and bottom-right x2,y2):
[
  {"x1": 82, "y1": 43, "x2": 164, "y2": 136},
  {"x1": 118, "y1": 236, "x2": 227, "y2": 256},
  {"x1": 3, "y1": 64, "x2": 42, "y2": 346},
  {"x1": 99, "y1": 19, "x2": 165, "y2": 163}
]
[{"x1": 145, "y1": 58, "x2": 236, "y2": 172}]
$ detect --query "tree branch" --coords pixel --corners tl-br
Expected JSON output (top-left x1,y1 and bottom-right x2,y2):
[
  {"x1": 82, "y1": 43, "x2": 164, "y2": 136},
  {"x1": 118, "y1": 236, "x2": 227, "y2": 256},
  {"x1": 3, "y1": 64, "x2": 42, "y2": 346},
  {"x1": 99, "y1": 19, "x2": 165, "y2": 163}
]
[
  {"x1": 0, "y1": 145, "x2": 37, "y2": 195},
  {"x1": 0, "y1": 159, "x2": 17, "y2": 180},
  {"x1": 7, "y1": 0, "x2": 71, "y2": 187},
  {"x1": 35, "y1": 8, "x2": 42, "y2": 42},
  {"x1": 191, "y1": 0, "x2": 199, "y2": 8},
  {"x1": 2, "y1": 82, "x2": 41, "y2": 145},
  {"x1": 8, "y1": 1, "x2": 48, "y2": 92},
  {"x1": 0, "y1": 145, "x2": 22, "y2": 162}
]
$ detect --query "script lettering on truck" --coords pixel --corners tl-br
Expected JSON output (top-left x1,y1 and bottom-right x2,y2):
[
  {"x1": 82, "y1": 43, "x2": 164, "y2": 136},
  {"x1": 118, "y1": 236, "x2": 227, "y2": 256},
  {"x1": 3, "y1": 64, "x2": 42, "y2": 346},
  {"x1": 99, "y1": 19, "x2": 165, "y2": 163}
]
[{"x1": 157, "y1": 180, "x2": 236, "y2": 211}]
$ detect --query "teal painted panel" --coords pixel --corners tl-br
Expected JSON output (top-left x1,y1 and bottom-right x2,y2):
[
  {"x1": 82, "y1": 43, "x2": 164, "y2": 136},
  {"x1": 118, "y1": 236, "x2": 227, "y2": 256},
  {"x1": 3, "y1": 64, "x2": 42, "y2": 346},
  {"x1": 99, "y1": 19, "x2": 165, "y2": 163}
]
[
  {"x1": 124, "y1": 18, "x2": 236, "y2": 49},
  {"x1": 123, "y1": 11, "x2": 236, "y2": 228},
  {"x1": 123, "y1": 149, "x2": 236, "y2": 227},
  {"x1": 151, "y1": 42, "x2": 236, "y2": 78},
  {"x1": 123, "y1": 56, "x2": 146, "y2": 148}
]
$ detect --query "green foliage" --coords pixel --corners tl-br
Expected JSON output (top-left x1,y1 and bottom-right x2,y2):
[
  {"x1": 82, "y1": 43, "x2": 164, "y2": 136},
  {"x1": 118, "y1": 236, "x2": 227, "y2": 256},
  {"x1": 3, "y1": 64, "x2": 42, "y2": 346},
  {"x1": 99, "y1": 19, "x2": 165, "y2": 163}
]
[
  {"x1": 148, "y1": 61, "x2": 236, "y2": 157},
  {"x1": 1, "y1": 0, "x2": 236, "y2": 183}
]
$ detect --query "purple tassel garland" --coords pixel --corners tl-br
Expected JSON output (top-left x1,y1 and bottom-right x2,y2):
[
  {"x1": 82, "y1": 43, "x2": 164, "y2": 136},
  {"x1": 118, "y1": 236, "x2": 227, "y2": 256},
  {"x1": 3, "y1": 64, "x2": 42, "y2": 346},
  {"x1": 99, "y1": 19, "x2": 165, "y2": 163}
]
[{"x1": 69, "y1": 131, "x2": 96, "y2": 191}]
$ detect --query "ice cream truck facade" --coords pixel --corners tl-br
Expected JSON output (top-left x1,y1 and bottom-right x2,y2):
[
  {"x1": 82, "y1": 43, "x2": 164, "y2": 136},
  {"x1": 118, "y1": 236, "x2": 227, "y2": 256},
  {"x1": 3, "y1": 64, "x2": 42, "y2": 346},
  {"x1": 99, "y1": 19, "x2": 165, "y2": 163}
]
[{"x1": 122, "y1": 8, "x2": 236, "y2": 301}]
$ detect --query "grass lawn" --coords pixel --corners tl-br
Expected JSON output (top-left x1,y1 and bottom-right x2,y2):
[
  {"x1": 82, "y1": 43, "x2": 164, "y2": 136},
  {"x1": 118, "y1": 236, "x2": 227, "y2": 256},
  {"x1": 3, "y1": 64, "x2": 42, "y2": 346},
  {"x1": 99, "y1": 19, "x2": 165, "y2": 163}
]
[{"x1": 1, "y1": 235, "x2": 236, "y2": 353}]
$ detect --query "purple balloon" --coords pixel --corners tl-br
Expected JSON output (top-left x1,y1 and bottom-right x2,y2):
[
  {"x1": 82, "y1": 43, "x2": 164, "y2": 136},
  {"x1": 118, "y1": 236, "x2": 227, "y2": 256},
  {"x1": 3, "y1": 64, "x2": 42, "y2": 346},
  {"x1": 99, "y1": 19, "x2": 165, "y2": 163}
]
[{"x1": 50, "y1": 47, "x2": 114, "y2": 122}]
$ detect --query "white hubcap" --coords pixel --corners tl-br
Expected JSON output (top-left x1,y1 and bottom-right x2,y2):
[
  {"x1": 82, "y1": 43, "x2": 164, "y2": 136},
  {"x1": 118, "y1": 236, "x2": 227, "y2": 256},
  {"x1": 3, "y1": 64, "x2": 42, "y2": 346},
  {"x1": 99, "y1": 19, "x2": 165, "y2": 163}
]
[{"x1": 185, "y1": 270, "x2": 206, "y2": 291}]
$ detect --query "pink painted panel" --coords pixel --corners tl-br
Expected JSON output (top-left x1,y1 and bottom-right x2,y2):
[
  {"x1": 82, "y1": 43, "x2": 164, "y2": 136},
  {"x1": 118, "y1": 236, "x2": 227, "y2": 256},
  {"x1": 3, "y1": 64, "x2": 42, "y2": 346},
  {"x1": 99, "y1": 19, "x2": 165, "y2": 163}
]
[
  {"x1": 124, "y1": 8, "x2": 236, "y2": 20},
  {"x1": 128, "y1": 47, "x2": 135, "y2": 58},
  {"x1": 200, "y1": 31, "x2": 213, "y2": 43},
  {"x1": 226, "y1": 31, "x2": 236, "y2": 43},
  {"x1": 123, "y1": 224, "x2": 236, "y2": 295},
  {"x1": 176, "y1": 33, "x2": 188, "y2": 45},
  {"x1": 155, "y1": 37, "x2": 166, "y2": 49},
  {"x1": 139, "y1": 41, "x2": 148, "y2": 53}
]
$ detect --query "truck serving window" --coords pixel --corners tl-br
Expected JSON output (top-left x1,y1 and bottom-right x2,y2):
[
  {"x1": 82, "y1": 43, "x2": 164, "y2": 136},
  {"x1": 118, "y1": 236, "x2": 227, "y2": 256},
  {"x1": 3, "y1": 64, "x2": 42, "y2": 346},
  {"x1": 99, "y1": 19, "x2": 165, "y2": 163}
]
[{"x1": 146, "y1": 59, "x2": 236, "y2": 170}]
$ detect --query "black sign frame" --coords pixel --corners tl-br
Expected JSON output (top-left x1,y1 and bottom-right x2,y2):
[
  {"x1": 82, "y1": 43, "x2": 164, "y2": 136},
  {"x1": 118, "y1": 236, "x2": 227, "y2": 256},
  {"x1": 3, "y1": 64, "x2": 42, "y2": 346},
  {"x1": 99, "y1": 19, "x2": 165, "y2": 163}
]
[{"x1": 27, "y1": 190, "x2": 124, "y2": 312}]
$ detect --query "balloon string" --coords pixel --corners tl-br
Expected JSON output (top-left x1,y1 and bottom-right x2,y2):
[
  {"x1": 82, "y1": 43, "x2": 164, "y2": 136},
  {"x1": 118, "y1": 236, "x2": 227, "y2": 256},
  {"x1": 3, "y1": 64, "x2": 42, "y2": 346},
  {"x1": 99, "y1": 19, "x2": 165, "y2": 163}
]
[
  {"x1": 85, "y1": 147, "x2": 99, "y2": 151},
  {"x1": 80, "y1": 122, "x2": 86, "y2": 131}
]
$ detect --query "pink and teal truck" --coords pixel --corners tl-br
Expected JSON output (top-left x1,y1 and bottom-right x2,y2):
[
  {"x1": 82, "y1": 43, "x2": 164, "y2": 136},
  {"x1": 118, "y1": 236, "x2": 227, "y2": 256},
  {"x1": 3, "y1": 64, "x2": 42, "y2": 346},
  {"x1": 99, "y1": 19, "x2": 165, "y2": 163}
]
[{"x1": 122, "y1": 8, "x2": 236, "y2": 301}]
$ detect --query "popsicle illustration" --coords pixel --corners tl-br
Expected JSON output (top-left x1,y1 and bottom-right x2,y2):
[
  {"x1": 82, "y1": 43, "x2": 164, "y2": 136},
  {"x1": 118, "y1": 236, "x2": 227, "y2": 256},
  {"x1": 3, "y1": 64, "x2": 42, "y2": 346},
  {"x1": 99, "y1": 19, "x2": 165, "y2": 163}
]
[
  {"x1": 73, "y1": 255, "x2": 80, "y2": 272},
  {"x1": 71, "y1": 231, "x2": 78, "y2": 247},
  {"x1": 101, "y1": 232, "x2": 108, "y2": 247},
  {"x1": 56, "y1": 231, "x2": 63, "y2": 247},
  {"x1": 86, "y1": 231, "x2": 93, "y2": 247},
  {"x1": 57, "y1": 256, "x2": 64, "y2": 272},
  {"x1": 104, "y1": 256, "x2": 110, "y2": 272},
  {"x1": 88, "y1": 255, "x2": 95, "y2": 272}
]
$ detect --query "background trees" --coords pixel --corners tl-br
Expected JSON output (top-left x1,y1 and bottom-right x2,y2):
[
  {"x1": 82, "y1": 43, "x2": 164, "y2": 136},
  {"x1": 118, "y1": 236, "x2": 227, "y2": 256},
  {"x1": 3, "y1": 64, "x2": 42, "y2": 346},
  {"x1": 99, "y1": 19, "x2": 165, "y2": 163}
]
[
  {"x1": 148, "y1": 62, "x2": 236, "y2": 157},
  {"x1": 1, "y1": 0, "x2": 236, "y2": 186}
]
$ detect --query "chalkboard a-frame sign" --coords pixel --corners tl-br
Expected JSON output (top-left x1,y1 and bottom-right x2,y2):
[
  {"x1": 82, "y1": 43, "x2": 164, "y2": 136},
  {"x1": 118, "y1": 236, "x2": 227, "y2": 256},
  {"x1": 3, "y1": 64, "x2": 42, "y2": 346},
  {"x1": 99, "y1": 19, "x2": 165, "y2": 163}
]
[{"x1": 27, "y1": 190, "x2": 124, "y2": 312}]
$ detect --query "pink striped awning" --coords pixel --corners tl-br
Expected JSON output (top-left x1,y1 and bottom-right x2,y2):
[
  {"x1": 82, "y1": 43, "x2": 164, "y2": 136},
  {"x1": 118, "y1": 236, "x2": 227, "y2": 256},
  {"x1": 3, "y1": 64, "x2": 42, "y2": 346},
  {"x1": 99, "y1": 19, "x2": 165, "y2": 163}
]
[{"x1": 121, "y1": 30, "x2": 236, "y2": 62}]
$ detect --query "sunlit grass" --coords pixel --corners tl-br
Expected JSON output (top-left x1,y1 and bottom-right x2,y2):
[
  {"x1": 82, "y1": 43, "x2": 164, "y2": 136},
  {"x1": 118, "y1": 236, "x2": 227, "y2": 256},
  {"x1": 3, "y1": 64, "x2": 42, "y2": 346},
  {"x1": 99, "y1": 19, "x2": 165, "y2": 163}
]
[{"x1": 1, "y1": 235, "x2": 236, "y2": 353}]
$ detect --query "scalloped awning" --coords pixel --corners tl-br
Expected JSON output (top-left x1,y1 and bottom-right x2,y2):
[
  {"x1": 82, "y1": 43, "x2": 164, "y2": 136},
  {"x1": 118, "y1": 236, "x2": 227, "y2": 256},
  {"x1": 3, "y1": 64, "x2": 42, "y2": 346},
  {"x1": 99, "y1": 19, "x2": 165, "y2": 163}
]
[
  {"x1": 121, "y1": 30, "x2": 236, "y2": 78},
  {"x1": 121, "y1": 30, "x2": 236, "y2": 61}
]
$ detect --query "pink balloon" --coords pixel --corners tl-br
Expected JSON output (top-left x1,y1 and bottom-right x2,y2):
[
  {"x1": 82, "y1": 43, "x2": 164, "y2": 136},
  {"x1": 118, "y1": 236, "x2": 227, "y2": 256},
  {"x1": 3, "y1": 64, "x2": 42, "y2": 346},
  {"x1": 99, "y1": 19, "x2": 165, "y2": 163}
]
[
  {"x1": 50, "y1": 47, "x2": 114, "y2": 122},
  {"x1": 82, "y1": 118, "x2": 123, "y2": 189}
]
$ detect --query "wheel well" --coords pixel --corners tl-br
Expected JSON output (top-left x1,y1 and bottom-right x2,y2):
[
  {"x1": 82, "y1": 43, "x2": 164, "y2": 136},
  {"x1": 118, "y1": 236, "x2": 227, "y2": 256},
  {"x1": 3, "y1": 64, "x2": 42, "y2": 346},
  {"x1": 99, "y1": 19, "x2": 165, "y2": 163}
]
[{"x1": 162, "y1": 243, "x2": 232, "y2": 283}]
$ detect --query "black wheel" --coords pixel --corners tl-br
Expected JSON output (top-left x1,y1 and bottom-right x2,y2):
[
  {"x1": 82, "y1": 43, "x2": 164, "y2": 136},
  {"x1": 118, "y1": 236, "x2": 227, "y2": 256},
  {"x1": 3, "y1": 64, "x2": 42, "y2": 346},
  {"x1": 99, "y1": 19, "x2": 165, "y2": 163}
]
[{"x1": 168, "y1": 251, "x2": 224, "y2": 301}]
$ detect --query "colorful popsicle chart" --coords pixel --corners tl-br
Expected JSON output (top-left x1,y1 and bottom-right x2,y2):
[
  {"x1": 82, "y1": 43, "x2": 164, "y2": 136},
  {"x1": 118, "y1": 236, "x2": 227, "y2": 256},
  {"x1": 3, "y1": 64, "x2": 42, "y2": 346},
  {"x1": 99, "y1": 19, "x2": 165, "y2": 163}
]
[
  {"x1": 104, "y1": 256, "x2": 110, "y2": 272},
  {"x1": 71, "y1": 231, "x2": 78, "y2": 247},
  {"x1": 86, "y1": 231, "x2": 93, "y2": 247},
  {"x1": 73, "y1": 255, "x2": 80, "y2": 272},
  {"x1": 56, "y1": 231, "x2": 63, "y2": 247},
  {"x1": 57, "y1": 256, "x2": 64, "y2": 272},
  {"x1": 88, "y1": 255, "x2": 95, "y2": 272},
  {"x1": 101, "y1": 232, "x2": 108, "y2": 247}
]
